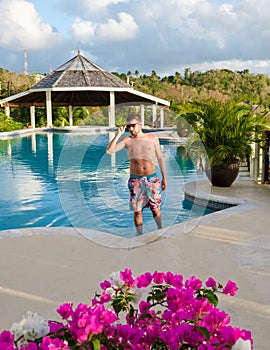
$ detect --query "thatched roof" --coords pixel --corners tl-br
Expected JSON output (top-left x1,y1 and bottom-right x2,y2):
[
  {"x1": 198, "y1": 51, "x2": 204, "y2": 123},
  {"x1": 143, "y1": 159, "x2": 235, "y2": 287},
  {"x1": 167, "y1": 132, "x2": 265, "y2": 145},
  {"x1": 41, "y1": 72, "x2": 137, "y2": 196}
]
[
  {"x1": 33, "y1": 52, "x2": 131, "y2": 89},
  {"x1": 0, "y1": 52, "x2": 169, "y2": 108}
]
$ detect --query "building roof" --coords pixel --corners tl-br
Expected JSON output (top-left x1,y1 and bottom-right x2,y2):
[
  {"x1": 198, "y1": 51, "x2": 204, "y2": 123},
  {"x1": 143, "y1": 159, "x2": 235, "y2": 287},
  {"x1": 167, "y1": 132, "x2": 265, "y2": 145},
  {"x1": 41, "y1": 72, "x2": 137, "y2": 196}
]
[{"x1": 0, "y1": 52, "x2": 170, "y2": 108}]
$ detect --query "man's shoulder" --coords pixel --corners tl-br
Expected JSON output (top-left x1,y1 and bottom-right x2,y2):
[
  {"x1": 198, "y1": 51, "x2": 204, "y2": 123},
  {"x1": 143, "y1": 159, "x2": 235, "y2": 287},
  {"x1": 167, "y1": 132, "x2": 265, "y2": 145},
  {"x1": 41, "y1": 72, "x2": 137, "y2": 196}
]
[{"x1": 144, "y1": 133, "x2": 159, "y2": 142}]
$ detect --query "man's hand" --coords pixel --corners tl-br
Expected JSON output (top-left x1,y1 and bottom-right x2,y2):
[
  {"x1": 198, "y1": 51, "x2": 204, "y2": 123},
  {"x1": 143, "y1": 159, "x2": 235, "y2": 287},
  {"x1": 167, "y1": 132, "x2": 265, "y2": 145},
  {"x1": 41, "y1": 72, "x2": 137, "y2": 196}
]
[
  {"x1": 117, "y1": 125, "x2": 126, "y2": 136},
  {"x1": 161, "y1": 178, "x2": 167, "y2": 191}
]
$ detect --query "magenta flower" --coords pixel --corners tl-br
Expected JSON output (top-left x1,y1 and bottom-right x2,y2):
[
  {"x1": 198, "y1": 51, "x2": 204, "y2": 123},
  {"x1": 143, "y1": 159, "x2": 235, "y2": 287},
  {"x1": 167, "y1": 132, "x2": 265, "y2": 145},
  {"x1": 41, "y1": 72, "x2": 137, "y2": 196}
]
[
  {"x1": 171, "y1": 274, "x2": 183, "y2": 289},
  {"x1": 135, "y1": 272, "x2": 152, "y2": 288},
  {"x1": 206, "y1": 277, "x2": 217, "y2": 290},
  {"x1": 56, "y1": 302, "x2": 73, "y2": 320},
  {"x1": 48, "y1": 320, "x2": 65, "y2": 334},
  {"x1": 152, "y1": 270, "x2": 164, "y2": 284},
  {"x1": 223, "y1": 280, "x2": 238, "y2": 296},
  {"x1": 21, "y1": 343, "x2": 39, "y2": 350},
  {"x1": 115, "y1": 324, "x2": 144, "y2": 346},
  {"x1": 120, "y1": 268, "x2": 136, "y2": 287},
  {"x1": 200, "y1": 308, "x2": 230, "y2": 334},
  {"x1": 164, "y1": 271, "x2": 175, "y2": 285},
  {"x1": 100, "y1": 279, "x2": 111, "y2": 290},
  {"x1": 185, "y1": 275, "x2": 203, "y2": 290},
  {"x1": 139, "y1": 300, "x2": 151, "y2": 314},
  {"x1": 40, "y1": 336, "x2": 69, "y2": 349},
  {"x1": 0, "y1": 330, "x2": 15, "y2": 350}
]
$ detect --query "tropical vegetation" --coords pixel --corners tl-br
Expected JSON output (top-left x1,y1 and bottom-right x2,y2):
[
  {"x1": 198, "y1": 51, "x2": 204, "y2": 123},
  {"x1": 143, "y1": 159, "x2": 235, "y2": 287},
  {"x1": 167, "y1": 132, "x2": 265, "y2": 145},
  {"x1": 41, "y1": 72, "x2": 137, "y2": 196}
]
[
  {"x1": 1, "y1": 67, "x2": 270, "y2": 130},
  {"x1": 172, "y1": 98, "x2": 269, "y2": 165}
]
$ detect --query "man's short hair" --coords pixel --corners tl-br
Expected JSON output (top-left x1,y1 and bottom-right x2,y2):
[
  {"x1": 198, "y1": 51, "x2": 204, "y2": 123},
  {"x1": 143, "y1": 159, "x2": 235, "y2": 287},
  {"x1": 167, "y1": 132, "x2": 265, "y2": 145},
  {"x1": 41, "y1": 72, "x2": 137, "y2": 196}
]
[{"x1": 126, "y1": 114, "x2": 141, "y2": 123}]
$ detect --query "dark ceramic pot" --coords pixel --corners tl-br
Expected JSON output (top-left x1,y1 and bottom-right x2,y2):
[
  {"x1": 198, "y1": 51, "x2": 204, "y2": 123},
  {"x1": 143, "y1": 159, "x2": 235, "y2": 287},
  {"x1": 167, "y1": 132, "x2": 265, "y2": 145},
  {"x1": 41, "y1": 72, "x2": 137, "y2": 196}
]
[{"x1": 205, "y1": 161, "x2": 240, "y2": 187}]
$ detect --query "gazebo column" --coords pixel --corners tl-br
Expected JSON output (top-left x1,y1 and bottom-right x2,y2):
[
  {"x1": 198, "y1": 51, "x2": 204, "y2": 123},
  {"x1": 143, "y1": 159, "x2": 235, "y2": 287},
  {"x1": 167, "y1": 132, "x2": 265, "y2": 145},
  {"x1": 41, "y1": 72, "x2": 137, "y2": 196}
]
[
  {"x1": 46, "y1": 90, "x2": 53, "y2": 127},
  {"x1": 5, "y1": 105, "x2": 10, "y2": 117},
  {"x1": 152, "y1": 104, "x2": 157, "y2": 127},
  {"x1": 109, "y1": 91, "x2": 115, "y2": 127},
  {"x1": 30, "y1": 105, "x2": 35, "y2": 128},
  {"x1": 160, "y1": 108, "x2": 164, "y2": 128},
  {"x1": 69, "y1": 105, "x2": 73, "y2": 126},
  {"x1": 140, "y1": 104, "x2": 145, "y2": 127}
]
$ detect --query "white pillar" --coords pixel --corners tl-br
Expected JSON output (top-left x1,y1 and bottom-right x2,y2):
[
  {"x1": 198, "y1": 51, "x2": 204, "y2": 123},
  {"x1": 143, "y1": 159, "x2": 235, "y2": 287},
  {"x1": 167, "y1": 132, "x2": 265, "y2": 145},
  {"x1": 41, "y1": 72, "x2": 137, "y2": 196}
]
[
  {"x1": 47, "y1": 132, "x2": 53, "y2": 172},
  {"x1": 160, "y1": 108, "x2": 164, "y2": 128},
  {"x1": 69, "y1": 105, "x2": 73, "y2": 126},
  {"x1": 46, "y1": 90, "x2": 53, "y2": 127},
  {"x1": 5, "y1": 106, "x2": 10, "y2": 117},
  {"x1": 109, "y1": 91, "x2": 115, "y2": 127},
  {"x1": 31, "y1": 133, "x2": 36, "y2": 153},
  {"x1": 30, "y1": 105, "x2": 35, "y2": 128},
  {"x1": 140, "y1": 104, "x2": 145, "y2": 128},
  {"x1": 108, "y1": 132, "x2": 116, "y2": 169},
  {"x1": 152, "y1": 104, "x2": 157, "y2": 127}
]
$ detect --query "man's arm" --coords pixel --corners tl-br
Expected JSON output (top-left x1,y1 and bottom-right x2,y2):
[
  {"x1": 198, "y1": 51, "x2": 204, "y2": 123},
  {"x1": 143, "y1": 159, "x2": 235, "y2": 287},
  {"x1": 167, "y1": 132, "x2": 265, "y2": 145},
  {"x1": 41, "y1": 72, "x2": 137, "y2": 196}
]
[
  {"x1": 106, "y1": 125, "x2": 127, "y2": 154},
  {"x1": 155, "y1": 137, "x2": 167, "y2": 191}
]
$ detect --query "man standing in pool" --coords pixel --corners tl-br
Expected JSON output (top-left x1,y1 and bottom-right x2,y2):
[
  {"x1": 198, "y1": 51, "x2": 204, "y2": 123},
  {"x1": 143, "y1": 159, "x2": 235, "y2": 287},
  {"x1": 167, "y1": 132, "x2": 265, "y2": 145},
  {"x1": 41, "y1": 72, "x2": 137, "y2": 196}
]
[{"x1": 106, "y1": 114, "x2": 167, "y2": 235}]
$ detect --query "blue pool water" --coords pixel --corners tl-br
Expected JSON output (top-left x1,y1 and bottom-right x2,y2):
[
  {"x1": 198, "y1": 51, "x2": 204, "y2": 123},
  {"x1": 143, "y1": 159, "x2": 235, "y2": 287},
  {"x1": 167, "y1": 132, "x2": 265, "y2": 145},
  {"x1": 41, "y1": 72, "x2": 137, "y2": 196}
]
[{"x1": 0, "y1": 132, "x2": 213, "y2": 237}]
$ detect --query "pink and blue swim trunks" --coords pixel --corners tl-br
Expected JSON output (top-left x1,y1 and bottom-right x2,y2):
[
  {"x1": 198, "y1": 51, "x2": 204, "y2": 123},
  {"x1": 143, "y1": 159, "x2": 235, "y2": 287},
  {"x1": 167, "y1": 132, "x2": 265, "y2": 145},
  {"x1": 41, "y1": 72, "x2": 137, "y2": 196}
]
[{"x1": 128, "y1": 173, "x2": 162, "y2": 212}]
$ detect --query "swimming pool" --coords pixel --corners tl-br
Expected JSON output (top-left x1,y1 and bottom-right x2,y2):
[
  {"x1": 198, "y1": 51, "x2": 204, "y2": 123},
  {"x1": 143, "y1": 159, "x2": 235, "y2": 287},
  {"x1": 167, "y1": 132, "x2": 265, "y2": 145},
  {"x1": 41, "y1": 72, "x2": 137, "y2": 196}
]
[{"x1": 0, "y1": 132, "x2": 213, "y2": 237}]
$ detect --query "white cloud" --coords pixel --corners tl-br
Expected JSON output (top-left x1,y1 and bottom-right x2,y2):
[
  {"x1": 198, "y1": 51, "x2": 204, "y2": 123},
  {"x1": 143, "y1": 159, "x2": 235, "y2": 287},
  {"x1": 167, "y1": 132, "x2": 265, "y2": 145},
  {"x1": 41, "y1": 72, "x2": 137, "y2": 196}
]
[
  {"x1": 57, "y1": 0, "x2": 130, "y2": 18},
  {"x1": 97, "y1": 12, "x2": 138, "y2": 40},
  {"x1": 0, "y1": 0, "x2": 63, "y2": 50},
  {"x1": 71, "y1": 18, "x2": 96, "y2": 43},
  {"x1": 2, "y1": 0, "x2": 270, "y2": 76}
]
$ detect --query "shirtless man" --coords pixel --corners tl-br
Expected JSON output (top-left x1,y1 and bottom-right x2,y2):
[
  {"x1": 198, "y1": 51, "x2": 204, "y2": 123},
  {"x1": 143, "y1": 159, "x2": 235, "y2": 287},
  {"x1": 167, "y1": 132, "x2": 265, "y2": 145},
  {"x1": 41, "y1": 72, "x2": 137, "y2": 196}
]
[{"x1": 106, "y1": 114, "x2": 167, "y2": 234}]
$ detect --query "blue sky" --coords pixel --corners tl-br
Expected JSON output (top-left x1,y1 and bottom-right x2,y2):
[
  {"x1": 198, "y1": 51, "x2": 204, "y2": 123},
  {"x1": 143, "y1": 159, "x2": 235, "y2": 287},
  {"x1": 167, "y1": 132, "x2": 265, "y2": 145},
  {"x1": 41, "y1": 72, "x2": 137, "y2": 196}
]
[{"x1": 0, "y1": 0, "x2": 270, "y2": 77}]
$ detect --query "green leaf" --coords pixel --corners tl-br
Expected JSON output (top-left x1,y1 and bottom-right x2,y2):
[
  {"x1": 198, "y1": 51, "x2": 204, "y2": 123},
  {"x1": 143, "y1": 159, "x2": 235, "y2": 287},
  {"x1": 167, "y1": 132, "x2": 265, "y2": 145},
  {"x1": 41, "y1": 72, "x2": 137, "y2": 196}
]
[
  {"x1": 197, "y1": 326, "x2": 210, "y2": 341},
  {"x1": 91, "y1": 339, "x2": 101, "y2": 350},
  {"x1": 196, "y1": 289, "x2": 219, "y2": 307}
]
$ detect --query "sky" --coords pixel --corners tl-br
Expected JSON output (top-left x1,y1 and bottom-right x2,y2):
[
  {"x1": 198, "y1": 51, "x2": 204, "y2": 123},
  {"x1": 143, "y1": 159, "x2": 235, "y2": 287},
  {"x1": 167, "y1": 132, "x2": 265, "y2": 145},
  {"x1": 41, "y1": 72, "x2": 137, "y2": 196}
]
[{"x1": 0, "y1": 0, "x2": 270, "y2": 77}]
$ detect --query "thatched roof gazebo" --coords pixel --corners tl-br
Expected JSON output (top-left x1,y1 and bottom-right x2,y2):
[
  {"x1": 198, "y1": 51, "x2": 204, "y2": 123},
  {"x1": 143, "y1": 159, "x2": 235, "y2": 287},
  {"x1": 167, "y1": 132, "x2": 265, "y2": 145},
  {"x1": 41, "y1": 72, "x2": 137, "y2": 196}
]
[{"x1": 0, "y1": 51, "x2": 170, "y2": 127}]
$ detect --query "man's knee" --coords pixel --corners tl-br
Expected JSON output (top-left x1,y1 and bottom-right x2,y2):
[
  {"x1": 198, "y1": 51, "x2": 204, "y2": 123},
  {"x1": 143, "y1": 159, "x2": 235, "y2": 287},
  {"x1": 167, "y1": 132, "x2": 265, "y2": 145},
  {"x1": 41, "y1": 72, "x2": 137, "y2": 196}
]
[{"x1": 151, "y1": 208, "x2": 161, "y2": 218}]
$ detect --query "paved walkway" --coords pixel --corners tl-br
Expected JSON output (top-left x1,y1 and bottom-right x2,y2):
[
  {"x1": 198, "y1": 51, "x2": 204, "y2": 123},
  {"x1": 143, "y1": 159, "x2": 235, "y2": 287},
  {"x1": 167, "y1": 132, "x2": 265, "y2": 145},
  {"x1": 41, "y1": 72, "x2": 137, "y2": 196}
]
[{"x1": 0, "y1": 177, "x2": 269, "y2": 348}]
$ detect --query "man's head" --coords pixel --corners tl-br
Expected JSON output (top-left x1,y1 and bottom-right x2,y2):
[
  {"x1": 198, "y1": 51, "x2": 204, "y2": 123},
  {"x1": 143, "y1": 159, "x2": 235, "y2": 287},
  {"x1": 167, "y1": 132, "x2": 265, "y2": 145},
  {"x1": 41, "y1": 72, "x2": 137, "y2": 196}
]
[{"x1": 126, "y1": 114, "x2": 142, "y2": 136}]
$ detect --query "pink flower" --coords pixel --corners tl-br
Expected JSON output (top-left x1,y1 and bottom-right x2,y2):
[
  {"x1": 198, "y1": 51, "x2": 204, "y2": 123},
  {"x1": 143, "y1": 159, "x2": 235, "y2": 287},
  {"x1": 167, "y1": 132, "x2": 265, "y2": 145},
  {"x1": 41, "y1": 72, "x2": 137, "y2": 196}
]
[
  {"x1": 40, "y1": 336, "x2": 69, "y2": 349},
  {"x1": 22, "y1": 343, "x2": 39, "y2": 350},
  {"x1": 57, "y1": 302, "x2": 73, "y2": 319},
  {"x1": 136, "y1": 272, "x2": 152, "y2": 288},
  {"x1": 99, "y1": 291, "x2": 111, "y2": 303},
  {"x1": 120, "y1": 268, "x2": 136, "y2": 287},
  {"x1": 223, "y1": 280, "x2": 238, "y2": 296},
  {"x1": 152, "y1": 271, "x2": 164, "y2": 284},
  {"x1": 100, "y1": 280, "x2": 111, "y2": 290},
  {"x1": 172, "y1": 274, "x2": 183, "y2": 289},
  {"x1": 206, "y1": 277, "x2": 217, "y2": 290},
  {"x1": 0, "y1": 330, "x2": 15, "y2": 350},
  {"x1": 115, "y1": 324, "x2": 144, "y2": 346},
  {"x1": 164, "y1": 271, "x2": 175, "y2": 285},
  {"x1": 139, "y1": 301, "x2": 151, "y2": 314},
  {"x1": 201, "y1": 309, "x2": 230, "y2": 333},
  {"x1": 48, "y1": 320, "x2": 65, "y2": 334},
  {"x1": 185, "y1": 275, "x2": 203, "y2": 290}
]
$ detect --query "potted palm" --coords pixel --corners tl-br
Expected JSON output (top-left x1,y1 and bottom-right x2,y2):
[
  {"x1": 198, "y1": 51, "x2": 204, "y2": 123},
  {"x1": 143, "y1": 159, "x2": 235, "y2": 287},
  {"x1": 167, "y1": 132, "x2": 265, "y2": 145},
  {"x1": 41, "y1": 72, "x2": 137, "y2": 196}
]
[{"x1": 174, "y1": 98, "x2": 269, "y2": 187}]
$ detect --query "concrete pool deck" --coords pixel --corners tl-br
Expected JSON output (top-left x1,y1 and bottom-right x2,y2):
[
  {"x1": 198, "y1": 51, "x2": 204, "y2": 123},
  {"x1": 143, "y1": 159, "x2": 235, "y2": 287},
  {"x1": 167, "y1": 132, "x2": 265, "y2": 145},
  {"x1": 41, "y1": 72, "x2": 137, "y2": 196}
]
[{"x1": 0, "y1": 178, "x2": 269, "y2": 348}]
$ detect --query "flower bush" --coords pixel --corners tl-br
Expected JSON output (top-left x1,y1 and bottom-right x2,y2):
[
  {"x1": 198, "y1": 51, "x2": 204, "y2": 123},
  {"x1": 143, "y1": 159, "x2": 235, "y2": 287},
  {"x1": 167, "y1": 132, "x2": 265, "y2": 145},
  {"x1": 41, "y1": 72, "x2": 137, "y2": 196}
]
[{"x1": 0, "y1": 269, "x2": 253, "y2": 349}]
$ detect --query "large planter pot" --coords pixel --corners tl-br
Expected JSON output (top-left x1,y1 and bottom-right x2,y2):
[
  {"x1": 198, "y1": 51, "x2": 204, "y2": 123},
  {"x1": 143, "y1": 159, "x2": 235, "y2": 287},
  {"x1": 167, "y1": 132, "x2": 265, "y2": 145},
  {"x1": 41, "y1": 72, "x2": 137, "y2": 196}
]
[{"x1": 205, "y1": 161, "x2": 240, "y2": 187}]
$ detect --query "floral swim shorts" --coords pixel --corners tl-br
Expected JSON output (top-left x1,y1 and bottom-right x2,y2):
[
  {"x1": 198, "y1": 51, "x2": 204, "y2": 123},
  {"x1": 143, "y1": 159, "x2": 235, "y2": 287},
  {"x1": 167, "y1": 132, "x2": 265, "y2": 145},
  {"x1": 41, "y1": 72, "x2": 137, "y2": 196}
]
[{"x1": 128, "y1": 173, "x2": 162, "y2": 212}]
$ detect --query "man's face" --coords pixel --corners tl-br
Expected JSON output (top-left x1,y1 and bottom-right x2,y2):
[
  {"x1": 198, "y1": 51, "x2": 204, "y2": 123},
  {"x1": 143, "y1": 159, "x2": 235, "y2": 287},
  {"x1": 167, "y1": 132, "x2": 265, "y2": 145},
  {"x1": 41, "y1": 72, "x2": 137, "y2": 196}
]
[{"x1": 126, "y1": 119, "x2": 141, "y2": 136}]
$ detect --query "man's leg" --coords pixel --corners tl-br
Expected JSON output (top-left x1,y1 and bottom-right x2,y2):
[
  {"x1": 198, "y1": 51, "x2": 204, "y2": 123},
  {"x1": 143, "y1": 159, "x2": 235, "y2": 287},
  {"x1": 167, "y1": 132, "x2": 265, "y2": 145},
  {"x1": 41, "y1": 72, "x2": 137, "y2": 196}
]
[
  {"x1": 134, "y1": 211, "x2": 143, "y2": 235},
  {"x1": 152, "y1": 208, "x2": 162, "y2": 229}
]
